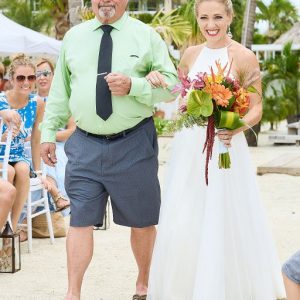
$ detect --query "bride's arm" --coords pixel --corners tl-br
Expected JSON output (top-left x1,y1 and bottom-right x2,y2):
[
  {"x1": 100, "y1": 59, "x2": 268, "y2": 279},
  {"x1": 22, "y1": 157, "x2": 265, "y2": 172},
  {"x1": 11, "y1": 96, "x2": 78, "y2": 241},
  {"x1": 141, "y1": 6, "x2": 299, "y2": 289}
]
[
  {"x1": 234, "y1": 49, "x2": 262, "y2": 134},
  {"x1": 217, "y1": 48, "x2": 262, "y2": 147}
]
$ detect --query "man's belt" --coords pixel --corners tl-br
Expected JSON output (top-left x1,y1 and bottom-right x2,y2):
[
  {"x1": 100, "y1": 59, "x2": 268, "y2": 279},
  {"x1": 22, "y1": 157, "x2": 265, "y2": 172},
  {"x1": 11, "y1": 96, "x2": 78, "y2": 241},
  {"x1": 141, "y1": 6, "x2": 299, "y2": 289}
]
[{"x1": 77, "y1": 117, "x2": 152, "y2": 141}]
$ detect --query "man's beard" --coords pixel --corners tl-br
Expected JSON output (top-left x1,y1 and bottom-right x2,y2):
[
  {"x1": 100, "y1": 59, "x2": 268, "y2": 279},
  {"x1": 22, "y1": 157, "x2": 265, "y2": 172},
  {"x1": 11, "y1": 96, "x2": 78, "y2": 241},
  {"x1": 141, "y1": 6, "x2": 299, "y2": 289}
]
[{"x1": 98, "y1": 6, "x2": 116, "y2": 19}]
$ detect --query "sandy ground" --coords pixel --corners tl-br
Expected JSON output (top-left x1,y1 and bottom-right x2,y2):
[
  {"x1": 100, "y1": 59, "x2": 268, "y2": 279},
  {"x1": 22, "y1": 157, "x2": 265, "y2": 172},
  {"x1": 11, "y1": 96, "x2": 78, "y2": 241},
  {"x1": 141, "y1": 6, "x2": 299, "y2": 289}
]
[{"x1": 0, "y1": 128, "x2": 300, "y2": 300}]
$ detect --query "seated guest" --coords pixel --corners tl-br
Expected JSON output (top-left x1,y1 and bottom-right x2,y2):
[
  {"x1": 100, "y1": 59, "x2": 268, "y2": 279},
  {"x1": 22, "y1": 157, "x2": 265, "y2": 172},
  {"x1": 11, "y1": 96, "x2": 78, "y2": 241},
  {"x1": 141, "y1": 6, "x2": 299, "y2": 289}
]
[
  {"x1": 36, "y1": 57, "x2": 74, "y2": 211},
  {"x1": 0, "y1": 109, "x2": 20, "y2": 233},
  {"x1": 0, "y1": 53, "x2": 44, "y2": 232},
  {"x1": 0, "y1": 62, "x2": 12, "y2": 92}
]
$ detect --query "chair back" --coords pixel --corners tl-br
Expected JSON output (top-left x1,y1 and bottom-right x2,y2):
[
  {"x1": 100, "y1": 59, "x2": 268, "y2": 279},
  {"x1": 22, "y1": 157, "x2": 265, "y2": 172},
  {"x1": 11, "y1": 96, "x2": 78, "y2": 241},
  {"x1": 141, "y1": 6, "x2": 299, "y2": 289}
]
[{"x1": 0, "y1": 118, "x2": 13, "y2": 180}]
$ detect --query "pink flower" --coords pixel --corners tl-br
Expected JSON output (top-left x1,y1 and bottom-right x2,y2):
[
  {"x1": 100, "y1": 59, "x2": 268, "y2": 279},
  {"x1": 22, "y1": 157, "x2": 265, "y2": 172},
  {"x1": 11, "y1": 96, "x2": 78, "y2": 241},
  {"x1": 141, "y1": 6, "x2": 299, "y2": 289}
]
[
  {"x1": 172, "y1": 68, "x2": 192, "y2": 97},
  {"x1": 192, "y1": 72, "x2": 206, "y2": 89}
]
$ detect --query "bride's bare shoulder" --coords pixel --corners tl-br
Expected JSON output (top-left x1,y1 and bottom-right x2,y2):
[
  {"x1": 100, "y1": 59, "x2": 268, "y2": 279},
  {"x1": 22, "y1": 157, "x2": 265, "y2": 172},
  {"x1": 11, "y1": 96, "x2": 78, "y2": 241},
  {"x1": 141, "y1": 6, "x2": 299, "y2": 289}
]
[
  {"x1": 229, "y1": 41, "x2": 261, "y2": 86},
  {"x1": 229, "y1": 41, "x2": 259, "y2": 68},
  {"x1": 179, "y1": 44, "x2": 205, "y2": 74}
]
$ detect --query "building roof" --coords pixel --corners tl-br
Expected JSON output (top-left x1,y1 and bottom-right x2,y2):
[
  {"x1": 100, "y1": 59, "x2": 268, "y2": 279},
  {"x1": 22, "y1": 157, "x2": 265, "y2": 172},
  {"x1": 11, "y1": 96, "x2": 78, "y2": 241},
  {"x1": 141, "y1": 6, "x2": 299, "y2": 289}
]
[{"x1": 274, "y1": 22, "x2": 300, "y2": 44}]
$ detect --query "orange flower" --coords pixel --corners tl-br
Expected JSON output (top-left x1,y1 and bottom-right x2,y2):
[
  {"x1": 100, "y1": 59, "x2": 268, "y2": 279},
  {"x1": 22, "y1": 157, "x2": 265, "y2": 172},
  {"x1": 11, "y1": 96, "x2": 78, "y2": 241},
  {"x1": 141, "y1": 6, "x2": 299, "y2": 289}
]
[
  {"x1": 204, "y1": 83, "x2": 232, "y2": 107},
  {"x1": 232, "y1": 88, "x2": 250, "y2": 116}
]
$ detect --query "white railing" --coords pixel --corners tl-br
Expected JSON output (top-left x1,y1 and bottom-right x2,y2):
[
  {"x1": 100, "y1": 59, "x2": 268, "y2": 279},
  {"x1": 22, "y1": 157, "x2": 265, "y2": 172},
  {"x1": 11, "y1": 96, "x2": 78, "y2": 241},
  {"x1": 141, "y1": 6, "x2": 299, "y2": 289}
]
[{"x1": 251, "y1": 43, "x2": 300, "y2": 62}]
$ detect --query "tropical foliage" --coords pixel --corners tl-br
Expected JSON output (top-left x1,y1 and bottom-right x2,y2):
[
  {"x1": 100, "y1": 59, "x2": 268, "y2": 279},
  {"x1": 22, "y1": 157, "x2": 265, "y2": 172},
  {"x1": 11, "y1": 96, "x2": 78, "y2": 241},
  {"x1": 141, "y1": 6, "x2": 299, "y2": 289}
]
[
  {"x1": 40, "y1": 0, "x2": 70, "y2": 39},
  {"x1": 261, "y1": 42, "x2": 300, "y2": 128},
  {"x1": 177, "y1": 0, "x2": 204, "y2": 49},
  {"x1": 150, "y1": 9, "x2": 192, "y2": 48},
  {"x1": 256, "y1": 0, "x2": 299, "y2": 43},
  {"x1": 0, "y1": 0, "x2": 52, "y2": 33}
]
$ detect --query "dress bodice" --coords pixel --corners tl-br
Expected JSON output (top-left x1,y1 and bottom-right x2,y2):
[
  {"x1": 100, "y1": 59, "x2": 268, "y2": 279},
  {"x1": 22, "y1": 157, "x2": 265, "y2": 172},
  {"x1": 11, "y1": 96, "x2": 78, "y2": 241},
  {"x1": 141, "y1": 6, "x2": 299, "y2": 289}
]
[
  {"x1": 0, "y1": 92, "x2": 37, "y2": 162},
  {"x1": 188, "y1": 45, "x2": 230, "y2": 79}
]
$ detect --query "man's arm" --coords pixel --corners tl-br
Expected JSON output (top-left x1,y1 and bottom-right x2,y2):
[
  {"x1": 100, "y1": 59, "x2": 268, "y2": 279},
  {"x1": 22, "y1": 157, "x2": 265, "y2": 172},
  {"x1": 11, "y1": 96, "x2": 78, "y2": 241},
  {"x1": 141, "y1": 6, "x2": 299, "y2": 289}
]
[
  {"x1": 40, "y1": 35, "x2": 72, "y2": 143},
  {"x1": 128, "y1": 30, "x2": 179, "y2": 106}
]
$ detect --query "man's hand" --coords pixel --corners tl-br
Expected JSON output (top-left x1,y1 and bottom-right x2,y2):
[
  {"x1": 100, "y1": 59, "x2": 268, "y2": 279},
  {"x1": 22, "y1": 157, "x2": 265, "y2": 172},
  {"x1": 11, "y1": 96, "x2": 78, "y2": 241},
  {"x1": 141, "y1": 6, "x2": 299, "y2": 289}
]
[
  {"x1": 41, "y1": 142, "x2": 57, "y2": 166},
  {"x1": 105, "y1": 73, "x2": 131, "y2": 96}
]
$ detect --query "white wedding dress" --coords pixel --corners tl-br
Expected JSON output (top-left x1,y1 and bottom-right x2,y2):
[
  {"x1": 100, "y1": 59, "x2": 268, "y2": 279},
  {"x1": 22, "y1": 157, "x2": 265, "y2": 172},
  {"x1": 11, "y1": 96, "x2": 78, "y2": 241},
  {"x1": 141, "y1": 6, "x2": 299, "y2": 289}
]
[{"x1": 147, "y1": 46, "x2": 286, "y2": 300}]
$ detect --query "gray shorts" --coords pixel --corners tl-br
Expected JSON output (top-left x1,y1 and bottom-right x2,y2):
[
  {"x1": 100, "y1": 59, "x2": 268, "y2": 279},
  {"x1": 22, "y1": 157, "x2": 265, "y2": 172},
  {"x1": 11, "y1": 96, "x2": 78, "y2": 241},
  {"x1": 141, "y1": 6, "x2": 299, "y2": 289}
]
[
  {"x1": 64, "y1": 118, "x2": 161, "y2": 228},
  {"x1": 282, "y1": 250, "x2": 300, "y2": 284}
]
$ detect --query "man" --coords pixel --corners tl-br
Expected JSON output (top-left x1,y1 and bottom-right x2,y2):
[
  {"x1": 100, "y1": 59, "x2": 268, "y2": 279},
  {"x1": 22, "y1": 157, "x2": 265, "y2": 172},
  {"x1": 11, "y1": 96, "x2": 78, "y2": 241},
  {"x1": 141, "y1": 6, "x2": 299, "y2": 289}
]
[
  {"x1": 40, "y1": 0, "x2": 178, "y2": 299},
  {"x1": 283, "y1": 251, "x2": 300, "y2": 300}
]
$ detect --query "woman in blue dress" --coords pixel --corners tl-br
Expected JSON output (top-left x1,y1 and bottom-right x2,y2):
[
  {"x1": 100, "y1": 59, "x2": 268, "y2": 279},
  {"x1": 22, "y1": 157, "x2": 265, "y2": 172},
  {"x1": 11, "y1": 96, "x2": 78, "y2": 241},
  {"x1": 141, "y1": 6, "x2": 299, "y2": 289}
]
[{"x1": 0, "y1": 53, "x2": 44, "y2": 232}]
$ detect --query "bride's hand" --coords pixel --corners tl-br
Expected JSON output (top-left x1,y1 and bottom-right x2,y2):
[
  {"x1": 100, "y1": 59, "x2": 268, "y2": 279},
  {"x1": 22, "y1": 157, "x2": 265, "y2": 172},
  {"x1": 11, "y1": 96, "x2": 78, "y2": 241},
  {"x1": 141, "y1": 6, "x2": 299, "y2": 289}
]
[
  {"x1": 145, "y1": 71, "x2": 168, "y2": 89},
  {"x1": 217, "y1": 130, "x2": 234, "y2": 148}
]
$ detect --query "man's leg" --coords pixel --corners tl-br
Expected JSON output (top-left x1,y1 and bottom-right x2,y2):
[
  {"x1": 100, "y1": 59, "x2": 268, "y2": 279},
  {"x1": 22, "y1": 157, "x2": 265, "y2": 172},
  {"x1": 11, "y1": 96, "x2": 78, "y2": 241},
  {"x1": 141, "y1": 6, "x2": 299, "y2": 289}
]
[
  {"x1": 131, "y1": 226, "x2": 156, "y2": 296},
  {"x1": 283, "y1": 272, "x2": 300, "y2": 300},
  {"x1": 65, "y1": 226, "x2": 94, "y2": 300}
]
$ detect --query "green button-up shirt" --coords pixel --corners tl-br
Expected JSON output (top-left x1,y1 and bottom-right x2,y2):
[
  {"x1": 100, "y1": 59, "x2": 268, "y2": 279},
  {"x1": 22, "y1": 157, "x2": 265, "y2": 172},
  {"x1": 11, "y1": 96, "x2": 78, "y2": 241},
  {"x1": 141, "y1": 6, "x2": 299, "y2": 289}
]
[{"x1": 41, "y1": 12, "x2": 178, "y2": 143}]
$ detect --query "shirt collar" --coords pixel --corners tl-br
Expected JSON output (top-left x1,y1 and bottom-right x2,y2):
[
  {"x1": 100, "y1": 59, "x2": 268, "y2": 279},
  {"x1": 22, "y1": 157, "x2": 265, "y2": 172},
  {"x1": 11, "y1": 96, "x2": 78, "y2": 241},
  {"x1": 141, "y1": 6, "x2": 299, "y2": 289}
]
[{"x1": 91, "y1": 12, "x2": 128, "y2": 32}]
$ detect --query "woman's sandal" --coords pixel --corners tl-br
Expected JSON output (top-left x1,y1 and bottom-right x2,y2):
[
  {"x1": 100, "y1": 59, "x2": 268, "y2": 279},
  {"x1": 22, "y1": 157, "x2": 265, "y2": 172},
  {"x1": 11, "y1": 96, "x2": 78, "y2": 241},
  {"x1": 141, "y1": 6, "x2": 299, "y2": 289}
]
[
  {"x1": 16, "y1": 227, "x2": 28, "y2": 242},
  {"x1": 53, "y1": 194, "x2": 70, "y2": 212}
]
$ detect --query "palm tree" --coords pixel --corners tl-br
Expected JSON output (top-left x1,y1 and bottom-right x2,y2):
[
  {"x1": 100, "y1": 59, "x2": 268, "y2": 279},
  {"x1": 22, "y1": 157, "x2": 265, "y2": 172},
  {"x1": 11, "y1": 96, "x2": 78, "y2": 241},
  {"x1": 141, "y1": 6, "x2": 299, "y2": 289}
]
[
  {"x1": 256, "y1": 0, "x2": 299, "y2": 43},
  {"x1": 40, "y1": 0, "x2": 70, "y2": 39},
  {"x1": 262, "y1": 42, "x2": 300, "y2": 126},
  {"x1": 150, "y1": 9, "x2": 192, "y2": 48},
  {"x1": 241, "y1": 0, "x2": 257, "y2": 48},
  {"x1": 177, "y1": 0, "x2": 204, "y2": 50},
  {"x1": 0, "y1": 0, "x2": 52, "y2": 33},
  {"x1": 240, "y1": 0, "x2": 260, "y2": 146}
]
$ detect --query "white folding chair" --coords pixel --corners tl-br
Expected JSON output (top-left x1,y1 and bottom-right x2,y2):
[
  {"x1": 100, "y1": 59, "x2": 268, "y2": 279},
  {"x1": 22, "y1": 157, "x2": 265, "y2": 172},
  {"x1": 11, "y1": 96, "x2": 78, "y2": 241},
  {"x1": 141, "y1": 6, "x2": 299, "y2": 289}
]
[
  {"x1": 0, "y1": 118, "x2": 12, "y2": 181},
  {"x1": 21, "y1": 146, "x2": 55, "y2": 253},
  {"x1": 0, "y1": 118, "x2": 13, "y2": 230}
]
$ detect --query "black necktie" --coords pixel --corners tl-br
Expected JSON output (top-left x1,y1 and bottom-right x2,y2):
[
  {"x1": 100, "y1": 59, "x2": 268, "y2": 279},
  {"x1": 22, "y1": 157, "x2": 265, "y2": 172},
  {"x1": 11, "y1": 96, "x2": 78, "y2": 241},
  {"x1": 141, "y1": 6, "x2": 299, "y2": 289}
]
[{"x1": 96, "y1": 25, "x2": 113, "y2": 120}]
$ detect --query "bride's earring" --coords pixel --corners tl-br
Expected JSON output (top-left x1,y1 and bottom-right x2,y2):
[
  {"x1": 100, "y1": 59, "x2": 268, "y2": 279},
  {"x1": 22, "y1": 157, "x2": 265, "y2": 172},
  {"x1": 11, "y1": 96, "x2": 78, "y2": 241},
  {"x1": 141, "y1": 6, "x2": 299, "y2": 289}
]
[{"x1": 227, "y1": 26, "x2": 233, "y2": 38}]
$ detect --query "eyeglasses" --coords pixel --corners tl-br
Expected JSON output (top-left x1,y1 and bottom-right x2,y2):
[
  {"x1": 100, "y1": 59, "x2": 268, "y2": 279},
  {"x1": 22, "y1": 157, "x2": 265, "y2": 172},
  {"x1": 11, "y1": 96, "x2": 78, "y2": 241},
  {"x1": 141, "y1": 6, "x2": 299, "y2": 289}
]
[
  {"x1": 15, "y1": 75, "x2": 36, "y2": 82},
  {"x1": 36, "y1": 70, "x2": 52, "y2": 78}
]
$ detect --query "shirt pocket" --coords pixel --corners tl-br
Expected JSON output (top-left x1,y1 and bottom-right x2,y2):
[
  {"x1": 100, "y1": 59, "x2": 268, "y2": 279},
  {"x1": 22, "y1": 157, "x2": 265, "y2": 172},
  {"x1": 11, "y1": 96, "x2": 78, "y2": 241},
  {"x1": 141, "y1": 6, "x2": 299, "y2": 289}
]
[{"x1": 115, "y1": 53, "x2": 150, "y2": 77}]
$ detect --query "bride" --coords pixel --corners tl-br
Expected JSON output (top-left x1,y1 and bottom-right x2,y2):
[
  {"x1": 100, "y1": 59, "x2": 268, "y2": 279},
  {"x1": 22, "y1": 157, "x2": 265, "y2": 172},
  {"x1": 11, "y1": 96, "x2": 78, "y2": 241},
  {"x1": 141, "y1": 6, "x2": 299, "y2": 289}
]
[{"x1": 145, "y1": 0, "x2": 286, "y2": 299}]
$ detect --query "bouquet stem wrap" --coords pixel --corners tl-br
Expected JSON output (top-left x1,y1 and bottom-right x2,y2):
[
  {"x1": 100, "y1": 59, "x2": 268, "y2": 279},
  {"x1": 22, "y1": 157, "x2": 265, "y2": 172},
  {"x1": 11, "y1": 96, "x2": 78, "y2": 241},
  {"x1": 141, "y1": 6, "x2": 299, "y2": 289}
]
[{"x1": 215, "y1": 110, "x2": 245, "y2": 169}]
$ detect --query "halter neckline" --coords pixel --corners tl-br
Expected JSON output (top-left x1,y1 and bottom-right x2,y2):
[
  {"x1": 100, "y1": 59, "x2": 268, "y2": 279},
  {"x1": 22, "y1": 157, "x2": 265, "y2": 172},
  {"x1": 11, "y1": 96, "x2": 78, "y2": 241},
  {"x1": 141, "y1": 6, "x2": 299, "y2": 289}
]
[{"x1": 204, "y1": 41, "x2": 233, "y2": 50}]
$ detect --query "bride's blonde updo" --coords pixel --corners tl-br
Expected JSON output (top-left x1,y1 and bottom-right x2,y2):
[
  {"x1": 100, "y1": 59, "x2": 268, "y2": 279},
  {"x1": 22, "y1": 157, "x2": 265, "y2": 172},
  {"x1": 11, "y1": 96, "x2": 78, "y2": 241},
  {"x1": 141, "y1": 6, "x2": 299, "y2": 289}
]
[
  {"x1": 194, "y1": 0, "x2": 234, "y2": 17},
  {"x1": 8, "y1": 53, "x2": 36, "y2": 79}
]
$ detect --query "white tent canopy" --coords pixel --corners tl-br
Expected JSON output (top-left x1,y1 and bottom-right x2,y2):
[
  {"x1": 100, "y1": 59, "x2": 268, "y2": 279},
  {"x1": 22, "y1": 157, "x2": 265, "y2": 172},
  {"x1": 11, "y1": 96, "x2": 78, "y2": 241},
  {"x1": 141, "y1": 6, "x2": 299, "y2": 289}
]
[{"x1": 0, "y1": 13, "x2": 61, "y2": 56}]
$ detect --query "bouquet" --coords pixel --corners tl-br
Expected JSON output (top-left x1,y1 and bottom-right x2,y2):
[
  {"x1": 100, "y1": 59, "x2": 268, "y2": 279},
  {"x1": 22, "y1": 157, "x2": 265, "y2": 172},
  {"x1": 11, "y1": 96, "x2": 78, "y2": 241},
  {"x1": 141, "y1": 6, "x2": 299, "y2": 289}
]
[{"x1": 169, "y1": 60, "x2": 257, "y2": 185}]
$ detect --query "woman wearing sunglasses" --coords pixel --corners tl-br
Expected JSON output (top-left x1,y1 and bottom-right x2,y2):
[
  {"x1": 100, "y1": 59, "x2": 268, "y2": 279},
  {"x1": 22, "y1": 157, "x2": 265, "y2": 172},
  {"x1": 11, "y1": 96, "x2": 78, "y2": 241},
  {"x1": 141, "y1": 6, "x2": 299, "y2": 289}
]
[
  {"x1": 0, "y1": 53, "x2": 44, "y2": 232},
  {"x1": 35, "y1": 58, "x2": 74, "y2": 212}
]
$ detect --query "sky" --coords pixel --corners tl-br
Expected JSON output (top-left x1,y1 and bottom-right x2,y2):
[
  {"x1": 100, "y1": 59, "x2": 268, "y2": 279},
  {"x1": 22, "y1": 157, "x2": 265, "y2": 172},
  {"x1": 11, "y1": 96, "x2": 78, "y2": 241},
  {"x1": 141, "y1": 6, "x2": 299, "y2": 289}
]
[{"x1": 257, "y1": 0, "x2": 300, "y2": 33}]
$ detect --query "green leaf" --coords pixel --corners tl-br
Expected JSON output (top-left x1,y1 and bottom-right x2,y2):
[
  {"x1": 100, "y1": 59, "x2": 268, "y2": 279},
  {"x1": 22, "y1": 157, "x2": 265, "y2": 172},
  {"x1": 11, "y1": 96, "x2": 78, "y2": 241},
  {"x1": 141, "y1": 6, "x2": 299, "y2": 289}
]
[
  {"x1": 187, "y1": 90, "x2": 213, "y2": 117},
  {"x1": 247, "y1": 85, "x2": 258, "y2": 94}
]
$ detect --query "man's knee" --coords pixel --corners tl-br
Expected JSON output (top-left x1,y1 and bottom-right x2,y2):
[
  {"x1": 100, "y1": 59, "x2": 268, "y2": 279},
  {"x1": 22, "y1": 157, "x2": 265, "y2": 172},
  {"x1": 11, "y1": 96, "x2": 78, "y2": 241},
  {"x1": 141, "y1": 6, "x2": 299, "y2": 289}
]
[{"x1": 131, "y1": 226, "x2": 156, "y2": 234}]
